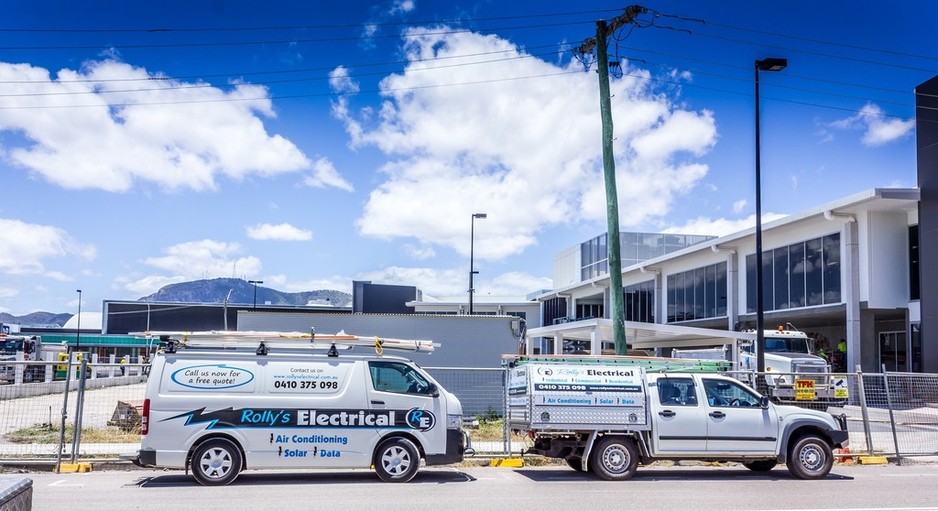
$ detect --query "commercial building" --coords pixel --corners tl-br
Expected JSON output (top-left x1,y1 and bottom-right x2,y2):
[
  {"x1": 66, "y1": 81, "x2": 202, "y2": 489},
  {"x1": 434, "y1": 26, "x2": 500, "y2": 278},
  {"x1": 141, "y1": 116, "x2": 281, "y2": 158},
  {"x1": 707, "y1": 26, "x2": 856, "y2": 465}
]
[{"x1": 531, "y1": 188, "x2": 921, "y2": 372}]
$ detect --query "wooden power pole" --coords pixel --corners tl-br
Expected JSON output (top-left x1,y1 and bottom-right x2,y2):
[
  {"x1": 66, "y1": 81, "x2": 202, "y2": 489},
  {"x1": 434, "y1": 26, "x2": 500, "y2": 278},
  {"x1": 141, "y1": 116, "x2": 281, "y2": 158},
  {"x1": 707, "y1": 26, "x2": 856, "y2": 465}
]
[{"x1": 578, "y1": 6, "x2": 646, "y2": 355}]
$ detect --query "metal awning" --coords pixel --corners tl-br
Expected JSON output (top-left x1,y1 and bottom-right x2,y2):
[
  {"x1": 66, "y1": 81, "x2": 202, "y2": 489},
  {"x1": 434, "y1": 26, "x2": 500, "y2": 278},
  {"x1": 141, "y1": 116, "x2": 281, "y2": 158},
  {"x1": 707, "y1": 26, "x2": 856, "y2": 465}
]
[{"x1": 526, "y1": 319, "x2": 756, "y2": 354}]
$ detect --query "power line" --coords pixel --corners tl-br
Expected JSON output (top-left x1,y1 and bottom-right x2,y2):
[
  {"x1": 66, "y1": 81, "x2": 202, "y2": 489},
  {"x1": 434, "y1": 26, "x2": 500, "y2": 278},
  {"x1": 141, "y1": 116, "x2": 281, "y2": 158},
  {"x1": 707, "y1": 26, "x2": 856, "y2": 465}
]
[{"x1": 0, "y1": 8, "x2": 622, "y2": 34}]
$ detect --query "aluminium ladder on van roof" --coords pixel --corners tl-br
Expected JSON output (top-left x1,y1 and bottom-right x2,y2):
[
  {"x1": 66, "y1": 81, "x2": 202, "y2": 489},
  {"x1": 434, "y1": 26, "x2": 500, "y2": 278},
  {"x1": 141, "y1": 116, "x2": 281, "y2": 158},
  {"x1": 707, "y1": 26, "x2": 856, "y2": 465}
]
[
  {"x1": 132, "y1": 330, "x2": 437, "y2": 355},
  {"x1": 501, "y1": 353, "x2": 731, "y2": 373}
]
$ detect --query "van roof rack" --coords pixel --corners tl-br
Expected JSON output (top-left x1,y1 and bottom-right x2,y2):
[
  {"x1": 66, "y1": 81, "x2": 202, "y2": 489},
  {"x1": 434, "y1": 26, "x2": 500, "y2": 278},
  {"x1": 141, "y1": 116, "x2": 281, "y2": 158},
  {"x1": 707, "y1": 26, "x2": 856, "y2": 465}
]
[{"x1": 132, "y1": 329, "x2": 437, "y2": 357}]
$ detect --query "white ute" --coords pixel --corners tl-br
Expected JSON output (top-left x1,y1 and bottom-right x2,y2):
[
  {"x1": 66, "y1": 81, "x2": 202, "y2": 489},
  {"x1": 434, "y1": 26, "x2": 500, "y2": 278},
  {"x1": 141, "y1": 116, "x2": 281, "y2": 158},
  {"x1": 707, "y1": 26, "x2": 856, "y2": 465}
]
[
  {"x1": 508, "y1": 362, "x2": 849, "y2": 480},
  {"x1": 132, "y1": 331, "x2": 470, "y2": 485}
]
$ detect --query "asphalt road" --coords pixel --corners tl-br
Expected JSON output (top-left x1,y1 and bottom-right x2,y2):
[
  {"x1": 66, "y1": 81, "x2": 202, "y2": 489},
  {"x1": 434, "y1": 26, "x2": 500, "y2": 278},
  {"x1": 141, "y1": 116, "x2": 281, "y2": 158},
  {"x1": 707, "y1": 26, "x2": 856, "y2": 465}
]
[{"x1": 16, "y1": 462, "x2": 938, "y2": 511}]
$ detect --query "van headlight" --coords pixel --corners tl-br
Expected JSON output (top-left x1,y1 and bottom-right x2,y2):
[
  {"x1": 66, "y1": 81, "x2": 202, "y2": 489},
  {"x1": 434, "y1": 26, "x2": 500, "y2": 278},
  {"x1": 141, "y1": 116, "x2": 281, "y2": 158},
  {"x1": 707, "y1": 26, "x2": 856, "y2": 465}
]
[{"x1": 447, "y1": 415, "x2": 462, "y2": 429}]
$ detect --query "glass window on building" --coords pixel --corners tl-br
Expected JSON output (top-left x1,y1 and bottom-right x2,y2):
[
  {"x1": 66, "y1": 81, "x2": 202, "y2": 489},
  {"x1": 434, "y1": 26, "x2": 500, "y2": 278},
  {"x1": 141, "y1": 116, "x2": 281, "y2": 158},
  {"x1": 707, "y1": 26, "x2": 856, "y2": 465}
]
[
  {"x1": 624, "y1": 280, "x2": 654, "y2": 323},
  {"x1": 746, "y1": 233, "x2": 841, "y2": 313},
  {"x1": 666, "y1": 262, "x2": 727, "y2": 323}
]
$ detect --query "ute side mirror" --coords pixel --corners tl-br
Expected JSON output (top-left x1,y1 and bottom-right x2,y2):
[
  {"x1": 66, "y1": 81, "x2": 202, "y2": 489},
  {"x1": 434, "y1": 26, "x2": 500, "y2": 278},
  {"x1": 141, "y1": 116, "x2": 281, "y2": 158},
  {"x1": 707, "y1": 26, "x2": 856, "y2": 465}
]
[
  {"x1": 759, "y1": 395, "x2": 770, "y2": 408},
  {"x1": 23, "y1": 339, "x2": 36, "y2": 354},
  {"x1": 428, "y1": 383, "x2": 440, "y2": 398}
]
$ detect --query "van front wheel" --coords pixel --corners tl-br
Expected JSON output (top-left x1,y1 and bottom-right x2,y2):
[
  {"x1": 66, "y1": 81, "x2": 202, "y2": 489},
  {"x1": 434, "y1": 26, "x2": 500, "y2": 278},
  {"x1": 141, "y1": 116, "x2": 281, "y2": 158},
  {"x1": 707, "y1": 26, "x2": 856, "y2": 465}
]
[
  {"x1": 190, "y1": 438, "x2": 242, "y2": 486},
  {"x1": 374, "y1": 437, "x2": 420, "y2": 483}
]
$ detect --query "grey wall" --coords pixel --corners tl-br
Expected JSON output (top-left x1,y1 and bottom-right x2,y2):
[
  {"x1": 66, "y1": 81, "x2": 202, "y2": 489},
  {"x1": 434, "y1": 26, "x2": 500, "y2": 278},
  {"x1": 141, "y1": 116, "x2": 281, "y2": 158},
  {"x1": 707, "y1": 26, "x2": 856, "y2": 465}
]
[{"x1": 237, "y1": 312, "x2": 523, "y2": 368}]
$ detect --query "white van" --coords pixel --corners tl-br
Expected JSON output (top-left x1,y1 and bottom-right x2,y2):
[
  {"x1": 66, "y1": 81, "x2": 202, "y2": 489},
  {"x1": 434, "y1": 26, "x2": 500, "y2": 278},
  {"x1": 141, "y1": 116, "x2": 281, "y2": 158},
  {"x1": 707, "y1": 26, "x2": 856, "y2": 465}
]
[{"x1": 132, "y1": 332, "x2": 470, "y2": 485}]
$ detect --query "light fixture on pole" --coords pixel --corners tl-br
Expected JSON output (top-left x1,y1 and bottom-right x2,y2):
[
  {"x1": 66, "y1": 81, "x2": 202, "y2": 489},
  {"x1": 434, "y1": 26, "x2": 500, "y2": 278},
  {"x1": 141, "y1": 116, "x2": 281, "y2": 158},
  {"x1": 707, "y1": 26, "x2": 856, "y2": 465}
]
[
  {"x1": 75, "y1": 289, "x2": 82, "y2": 351},
  {"x1": 755, "y1": 57, "x2": 787, "y2": 379},
  {"x1": 468, "y1": 213, "x2": 487, "y2": 315},
  {"x1": 248, "y1": 280, "x2": 263, "y2": 310}
]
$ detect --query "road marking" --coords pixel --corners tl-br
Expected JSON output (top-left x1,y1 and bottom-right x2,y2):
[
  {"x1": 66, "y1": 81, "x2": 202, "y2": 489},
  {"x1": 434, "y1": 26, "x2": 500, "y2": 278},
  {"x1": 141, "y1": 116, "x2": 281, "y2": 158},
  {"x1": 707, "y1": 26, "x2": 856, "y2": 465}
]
[{"x1": 49, "y1": 479, "x2": 84, "y2": 487}]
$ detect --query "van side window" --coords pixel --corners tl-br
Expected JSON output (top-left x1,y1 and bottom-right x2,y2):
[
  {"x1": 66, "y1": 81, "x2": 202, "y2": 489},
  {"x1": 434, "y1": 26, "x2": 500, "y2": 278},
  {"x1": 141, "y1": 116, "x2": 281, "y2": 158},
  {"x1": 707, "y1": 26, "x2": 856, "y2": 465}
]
[
  {"x1": 369, "y1": 361, "x2": 433, "y2": 395},
  {"x1": 656, "y1": 378, "x2": 698, "y2": 406}
]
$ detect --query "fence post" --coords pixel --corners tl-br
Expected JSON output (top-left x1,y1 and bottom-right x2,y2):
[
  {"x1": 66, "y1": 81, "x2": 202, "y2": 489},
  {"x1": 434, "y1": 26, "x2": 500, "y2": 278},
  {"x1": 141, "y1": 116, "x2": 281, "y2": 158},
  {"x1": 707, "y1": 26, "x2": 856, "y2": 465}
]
[
  {"x1": 70, "y1": 357, "x2": 89, "y2": 462},
  {"x1": 503, "y1": 366, "x2": 510, "y2": 455},
  {"x1": 855, "y1": 367, "x2": 874, "y2": 456},
  {"x1": 54, "y1": 348, "x2": 74, "y2": 473},
  {"x1": 881, "y1": 365, "x2": 902, "y2": 466}
]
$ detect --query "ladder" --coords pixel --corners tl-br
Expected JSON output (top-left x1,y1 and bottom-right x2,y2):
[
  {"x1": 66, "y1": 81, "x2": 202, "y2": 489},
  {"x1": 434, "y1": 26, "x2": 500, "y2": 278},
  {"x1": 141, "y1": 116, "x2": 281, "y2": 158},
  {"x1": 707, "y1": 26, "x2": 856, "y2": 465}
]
[{"x1": 134, "y1": 329, "x2": 437, "y2": 357}]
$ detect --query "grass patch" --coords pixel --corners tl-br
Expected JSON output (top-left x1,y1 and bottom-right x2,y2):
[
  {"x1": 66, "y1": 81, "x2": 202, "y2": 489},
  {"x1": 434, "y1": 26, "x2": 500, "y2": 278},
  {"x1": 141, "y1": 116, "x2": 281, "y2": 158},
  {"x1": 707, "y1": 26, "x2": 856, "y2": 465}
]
[{"x1": 4, "y1": 423, "x2": 140, "y2": 444}]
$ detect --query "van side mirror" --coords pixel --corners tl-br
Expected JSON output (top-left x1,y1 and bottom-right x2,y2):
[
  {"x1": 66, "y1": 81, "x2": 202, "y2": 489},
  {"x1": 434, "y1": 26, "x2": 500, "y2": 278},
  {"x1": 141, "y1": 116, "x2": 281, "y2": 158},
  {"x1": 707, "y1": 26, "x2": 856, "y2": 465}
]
[
  {"x1": 428, "y1": 383, "x2": 440, "y2": 398},
  {"x1": 24, "y1": 339, "x2": 36, "y2": 354},
  {"x1": 759, "y1": 395, "x2": 770, "y2": 408}
]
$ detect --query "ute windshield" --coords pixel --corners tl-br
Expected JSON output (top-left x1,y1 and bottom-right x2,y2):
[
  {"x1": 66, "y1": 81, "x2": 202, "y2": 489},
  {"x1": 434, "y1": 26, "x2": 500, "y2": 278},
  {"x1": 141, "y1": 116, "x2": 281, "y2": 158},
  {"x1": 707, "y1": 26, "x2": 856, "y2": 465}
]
[{"x1": 0, "y1": 339, "x2": 24, "y2": 354}]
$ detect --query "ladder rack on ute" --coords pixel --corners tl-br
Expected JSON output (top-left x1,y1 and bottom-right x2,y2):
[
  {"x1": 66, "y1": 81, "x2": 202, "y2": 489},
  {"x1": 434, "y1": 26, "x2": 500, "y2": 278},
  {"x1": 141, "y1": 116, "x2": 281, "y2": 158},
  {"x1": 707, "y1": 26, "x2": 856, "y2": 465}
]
[
  {"x1": 502, "y1": 353, "x2": 730, "y2": 373},
  {"x1": 133, "y1": 329, "x2": 437, "y2": 357}
]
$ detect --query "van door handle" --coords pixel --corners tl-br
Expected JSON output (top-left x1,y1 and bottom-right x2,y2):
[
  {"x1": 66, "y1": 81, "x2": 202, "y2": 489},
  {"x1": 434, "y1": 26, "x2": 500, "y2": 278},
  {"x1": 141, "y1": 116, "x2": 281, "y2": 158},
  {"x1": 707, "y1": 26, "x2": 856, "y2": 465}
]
[
  {"x1": 709, "y1": 411, "x2": 726, "y2": 419},
  {"x1": 658, "y1": 410, "x2": 676, "y2": 418},
  {"x1": 371, "y1": 400, "x2": 385, "y2": 405}
]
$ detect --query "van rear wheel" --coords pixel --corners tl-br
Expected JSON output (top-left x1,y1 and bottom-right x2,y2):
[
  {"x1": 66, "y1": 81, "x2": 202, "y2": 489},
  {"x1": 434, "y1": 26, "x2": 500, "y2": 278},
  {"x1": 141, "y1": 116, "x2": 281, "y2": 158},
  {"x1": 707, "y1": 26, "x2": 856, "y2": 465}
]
[
  {"x1": 374, "y1": 437, "x2": 420, "y2": 483},
  {"x1": 742, "y1": 460, "x2": 777, "y2": 472},
  {"x1": 590, "y1": 436, "x2": 638, "y2": 481},
  {"x1": 190, "y1": 438, "x2": 242, "y2": 486}
]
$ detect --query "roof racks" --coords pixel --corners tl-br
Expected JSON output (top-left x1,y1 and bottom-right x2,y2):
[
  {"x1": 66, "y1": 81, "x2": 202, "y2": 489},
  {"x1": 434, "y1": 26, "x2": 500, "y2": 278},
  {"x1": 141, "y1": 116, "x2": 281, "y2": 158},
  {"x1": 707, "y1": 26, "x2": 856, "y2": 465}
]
[{"x1": 133, "y1": 329, "x2": 437, "y2": 357}]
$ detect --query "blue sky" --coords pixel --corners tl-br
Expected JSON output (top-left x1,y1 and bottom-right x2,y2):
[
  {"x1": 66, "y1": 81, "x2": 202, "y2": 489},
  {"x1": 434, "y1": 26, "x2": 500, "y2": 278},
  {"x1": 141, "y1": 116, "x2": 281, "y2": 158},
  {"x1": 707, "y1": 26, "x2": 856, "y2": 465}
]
[{"x1": 0, "y1": 0, "x2": 932, "y2": 315}]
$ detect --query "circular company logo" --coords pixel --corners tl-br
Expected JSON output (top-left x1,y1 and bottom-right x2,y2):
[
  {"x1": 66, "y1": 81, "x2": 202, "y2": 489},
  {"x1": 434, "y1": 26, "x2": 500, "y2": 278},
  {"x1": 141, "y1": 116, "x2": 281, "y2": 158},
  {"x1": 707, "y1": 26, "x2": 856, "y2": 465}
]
[
  {"x1": 536, "y1": 367, "x2": 553, "y2": 376},
  {"x1": 405, "y1": 408, "x2": 436, "y2": 431}
]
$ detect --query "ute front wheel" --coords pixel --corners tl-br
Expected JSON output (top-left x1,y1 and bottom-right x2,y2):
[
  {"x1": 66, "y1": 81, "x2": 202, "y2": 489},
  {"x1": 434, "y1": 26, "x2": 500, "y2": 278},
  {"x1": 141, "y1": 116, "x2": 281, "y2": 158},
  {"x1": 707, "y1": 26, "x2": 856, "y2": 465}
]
[
  {"x1": 589, "y1": 436, "x2": 638, "y2": 481},
  {"x1": 787, "y1": 435, "x2": 833, "y2": 480}
]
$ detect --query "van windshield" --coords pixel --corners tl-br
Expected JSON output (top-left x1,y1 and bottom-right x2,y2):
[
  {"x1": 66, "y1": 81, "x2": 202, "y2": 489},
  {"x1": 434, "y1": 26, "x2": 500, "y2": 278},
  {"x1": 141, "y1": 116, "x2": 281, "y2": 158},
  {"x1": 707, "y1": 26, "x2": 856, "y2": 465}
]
[{"x1": 0, "y1": 339, "x2": 24, "y2": 354}]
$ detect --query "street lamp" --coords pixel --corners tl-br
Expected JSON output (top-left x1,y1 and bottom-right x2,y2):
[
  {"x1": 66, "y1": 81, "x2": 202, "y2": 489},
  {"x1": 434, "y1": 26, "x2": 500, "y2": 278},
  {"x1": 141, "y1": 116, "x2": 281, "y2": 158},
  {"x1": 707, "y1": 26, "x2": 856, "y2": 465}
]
[
  {"x1": 755, "y1": 57, "x2": 787, "y2": 378},
  {"x1": 75, "y1": 289, "x2": 82, "y2": 351},
  {"x1": 248, "y1": 280, "x2": 263, "y2": 310},
  {"x1": 468, "y1": 213, "x2": 487, "y2": 315}
]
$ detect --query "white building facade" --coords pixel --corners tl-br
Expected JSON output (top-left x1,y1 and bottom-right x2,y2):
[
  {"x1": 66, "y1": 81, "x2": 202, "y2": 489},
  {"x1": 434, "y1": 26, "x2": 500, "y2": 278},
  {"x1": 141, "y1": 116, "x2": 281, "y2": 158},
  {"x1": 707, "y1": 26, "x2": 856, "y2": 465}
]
[{"x1": 534, "y1": 188, "x2": 922, "y2": 373}]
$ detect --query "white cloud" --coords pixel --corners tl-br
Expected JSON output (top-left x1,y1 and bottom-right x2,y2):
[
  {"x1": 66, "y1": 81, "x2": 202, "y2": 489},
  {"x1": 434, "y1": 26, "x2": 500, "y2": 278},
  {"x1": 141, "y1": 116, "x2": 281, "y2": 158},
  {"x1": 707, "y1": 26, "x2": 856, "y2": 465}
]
[
  {"x1": 664, "y1": 213, "x2": 789, "y2": 237},
  {"x1": 120, "y1": 239, "x2": 262, "y2": 296},
  {"x1": 332, "y1": 28, "x2": 717, "y2": 261},
  {"x1": 266, "y1": 274, "x2": 352, "y2": 294},
  {"x1": 246, "y1": 223, "x2": 313, "y2": 241},
  {"x1": 390, "y1": 0, "x2": 415, "y2": 14},
  {"x1": 0, "y1": 218, "x2": 96, "y2": 277},
  {"x1": 732, "y1": 199, "x2": 747, "y2": 214},
  {"x1": 0, "y1": 287, "x2": 18, "y2": 299},
  {"x1": 329, "y1": 66, "x2": 360, "y2": 94},
  {"x1": 828, "y1": 103, "x2": 914, "y2": 147},
  {"x1": 404, "y1": 244, "x2": 436, "y2": 260},
  {"x1": 303, "y1": 157, "x2": 354, "y2": 191},
  {"x1": 0, "y1": 59, "x2": 312, "y2": 192}
]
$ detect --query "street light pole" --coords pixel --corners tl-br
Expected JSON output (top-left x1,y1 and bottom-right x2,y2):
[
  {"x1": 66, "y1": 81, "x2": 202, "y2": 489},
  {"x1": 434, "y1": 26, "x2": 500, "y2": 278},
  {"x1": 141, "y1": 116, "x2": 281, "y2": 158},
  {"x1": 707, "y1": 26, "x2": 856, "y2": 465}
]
[
  {"x1": 75, "y1": 289, "x2": 82, "y2": 351},
  {"x1": 248, "y1": 280, "x2": 263, "y2": 310},
  {"x1": 469, "y1": 213, "x2": 487, "y2": 315},
  {"x1": 755, "y1": 57, "x2": 787, "y2": 378}
]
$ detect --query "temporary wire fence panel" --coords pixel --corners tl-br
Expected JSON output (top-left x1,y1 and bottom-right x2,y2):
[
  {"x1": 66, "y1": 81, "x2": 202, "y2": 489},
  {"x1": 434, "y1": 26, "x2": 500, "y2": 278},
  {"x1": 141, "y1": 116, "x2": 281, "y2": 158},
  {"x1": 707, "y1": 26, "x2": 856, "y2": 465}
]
[
  {"x1": 424, "y1": 367, "x2": 506, "y2": 418},
  {"x1": 0, "y1": 361, "x2": 147, "y2": 461}
]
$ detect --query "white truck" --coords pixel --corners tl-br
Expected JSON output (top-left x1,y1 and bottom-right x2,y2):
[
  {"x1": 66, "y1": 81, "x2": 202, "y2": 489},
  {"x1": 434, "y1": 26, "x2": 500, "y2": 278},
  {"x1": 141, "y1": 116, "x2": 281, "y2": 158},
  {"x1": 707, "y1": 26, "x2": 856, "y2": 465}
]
[
  {"x1": 508, "y1": 361, "x2": 849, "y2": 480},
  {"x1": 131, "y1": 331, "x2": 471, "y2": 485},
  {"x1": 673, "y1": 327, "x2": 839, "y2": 402},
  {"x1": 0, "y1": 332, "x2": 57, "y2": 383}
]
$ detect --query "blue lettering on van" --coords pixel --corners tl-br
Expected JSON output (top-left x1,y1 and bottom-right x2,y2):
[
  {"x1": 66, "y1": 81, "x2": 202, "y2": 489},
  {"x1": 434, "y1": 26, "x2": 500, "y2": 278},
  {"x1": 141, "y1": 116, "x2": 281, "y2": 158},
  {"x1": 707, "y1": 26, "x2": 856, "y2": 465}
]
[
  {"x1": 163, "y1": 407, "x2": 428, "y2": 430},
  {"x1": 170, "y1": 364, "x2": 254, "y2": 390}
]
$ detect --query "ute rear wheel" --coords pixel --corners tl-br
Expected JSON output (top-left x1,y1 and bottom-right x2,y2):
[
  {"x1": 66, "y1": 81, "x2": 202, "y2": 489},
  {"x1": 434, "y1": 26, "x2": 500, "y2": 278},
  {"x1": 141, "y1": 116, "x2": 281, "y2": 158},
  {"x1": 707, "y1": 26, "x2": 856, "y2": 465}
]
[
  {"x1": 190, "y1": 438, "x2": 242, "y2": 486},
  {"x1": 787, "y1": 435, "x2": 833, "y2": 480},
  {"x1": 374, "y1": 437, "x2": 420, "y2": 483},
  {"x1": 590, "y1": 436, "x2": 638, "y2": 481}
]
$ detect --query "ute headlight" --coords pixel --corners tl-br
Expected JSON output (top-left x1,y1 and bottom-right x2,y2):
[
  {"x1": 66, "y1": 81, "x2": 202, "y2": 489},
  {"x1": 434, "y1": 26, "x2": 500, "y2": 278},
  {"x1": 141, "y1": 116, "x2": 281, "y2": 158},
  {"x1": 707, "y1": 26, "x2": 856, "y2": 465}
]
[{"x1": 447, "y1": 415, "x2": 462, "y2": 429}]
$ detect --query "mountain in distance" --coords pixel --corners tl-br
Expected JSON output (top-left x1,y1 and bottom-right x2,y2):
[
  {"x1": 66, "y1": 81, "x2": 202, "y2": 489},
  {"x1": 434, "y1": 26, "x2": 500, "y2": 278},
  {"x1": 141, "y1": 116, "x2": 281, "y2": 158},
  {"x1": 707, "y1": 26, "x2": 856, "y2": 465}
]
[
  {"x1": 0, "y1": 311, "x2": 73, "y2": 328},
  {"x1": 138, "y1": 278, "x2": 352, "y2": 308}
]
